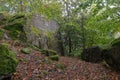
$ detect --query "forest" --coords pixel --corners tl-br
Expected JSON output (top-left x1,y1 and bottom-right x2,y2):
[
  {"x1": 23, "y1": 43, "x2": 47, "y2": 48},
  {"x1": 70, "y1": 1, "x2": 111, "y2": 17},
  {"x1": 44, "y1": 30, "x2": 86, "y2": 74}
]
[{"x1": 0, "y1": 0, "x2": 120, "y2": 80}]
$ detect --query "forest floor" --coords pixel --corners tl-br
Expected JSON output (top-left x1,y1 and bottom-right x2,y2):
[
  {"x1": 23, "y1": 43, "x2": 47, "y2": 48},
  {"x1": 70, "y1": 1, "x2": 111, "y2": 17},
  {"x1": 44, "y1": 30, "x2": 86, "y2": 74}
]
[{"x1": 3, "y1": 40, "x2": 120, "y2": 80}]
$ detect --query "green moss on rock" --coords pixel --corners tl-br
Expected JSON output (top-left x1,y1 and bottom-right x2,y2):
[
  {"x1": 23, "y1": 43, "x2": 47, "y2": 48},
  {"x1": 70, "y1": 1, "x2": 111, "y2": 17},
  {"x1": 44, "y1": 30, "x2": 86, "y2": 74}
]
[
  {"x1": 21, "y1": 48, "x2": 32, "y2": 54},
  {"x1": 0, "y1": 44, "x2": 18, "y2": 76},
  {"x1": 4, "y1": 14, "x2": 26, "y2": 41},
  {"x1": 56, "y1": 62, "x2": 66, "y2": 70},
  {"x1": 49, "y1": 55, "x2": 59, "y2": 61},
  {"x1": 8, "y1": 14, "x2": 25, "y2": 23},
  {"x1": 41, "y1": 49, "x2": 57, "y2": 56}
]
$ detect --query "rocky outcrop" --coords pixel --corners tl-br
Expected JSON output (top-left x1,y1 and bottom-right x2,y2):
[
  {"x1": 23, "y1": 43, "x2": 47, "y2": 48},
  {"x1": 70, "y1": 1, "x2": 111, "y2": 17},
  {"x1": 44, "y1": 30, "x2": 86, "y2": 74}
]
[
  {"x1": 81, "y1": 37, "x2": 120, "y2": 70},
  {"x1": 4, "y1": 14, "x2": 26, "y2": 41},
  {"x1": 1, "y1": 13, "x2": 61, "y2": 53},
  {"x1": 81, "y1": 46, "x2": 103, "y2": 63},
  {"x1": 25, "y1": 15, "x2": 60, "y2": 52}
]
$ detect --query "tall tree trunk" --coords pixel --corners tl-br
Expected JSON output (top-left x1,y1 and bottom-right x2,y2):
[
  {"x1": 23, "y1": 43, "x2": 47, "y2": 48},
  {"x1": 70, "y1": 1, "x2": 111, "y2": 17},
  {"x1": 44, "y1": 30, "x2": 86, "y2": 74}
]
[
  {"x1": 19, "y1": 0, "x2": 24, "y2": 12},
  {"x1": 81, "y1": 14, "x2": 86, "y2": 50},
  {"x1": 68, "y1": 37, "x2": 72, "y2": 53},
  {"x1": 58, "y1": 31, "x2": 65, "y2": 56},
  {"x1": 65, "y1": 0, "x2": 72, "y2": 54}
]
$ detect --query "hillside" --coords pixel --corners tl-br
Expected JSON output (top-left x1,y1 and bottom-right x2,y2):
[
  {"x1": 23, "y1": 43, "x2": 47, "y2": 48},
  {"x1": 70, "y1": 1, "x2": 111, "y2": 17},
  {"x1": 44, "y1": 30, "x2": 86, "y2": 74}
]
[
  {"x1": 2, "y1": 40, "x2": 119, "y2": 80},
  {"x1": 0, "y1": 1, "x2": 120, "y2": 79}
]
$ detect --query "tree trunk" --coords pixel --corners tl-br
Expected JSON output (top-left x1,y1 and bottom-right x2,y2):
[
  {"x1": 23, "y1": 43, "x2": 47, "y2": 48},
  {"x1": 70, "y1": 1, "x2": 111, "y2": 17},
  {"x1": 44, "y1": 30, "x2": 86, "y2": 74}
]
[
  {"x1": 81, "y1": 14, "x2": 86, "y2": 50},
  {"x1": 58, "y1": 30, "x2": 65, "y2": 56},
  {"x1": 68, "y1": 37, "x2": 72, "y2": 54},
  {"x1": 19, "y1": 0, "x2": 24, "y2": 12}
]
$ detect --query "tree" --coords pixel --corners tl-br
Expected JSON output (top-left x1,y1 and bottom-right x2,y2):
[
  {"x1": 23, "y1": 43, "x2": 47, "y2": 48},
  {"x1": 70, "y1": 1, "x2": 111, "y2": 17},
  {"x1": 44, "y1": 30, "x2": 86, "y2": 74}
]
[
  {"x1": 0, "y1": 0, "x2": 62, "y2": 19},
  {"x1": 58, "y1": 0, "x2": 120, "y2": 56},
  {"x1": 86, "y1": 1, "x2": 120, "y2": 46}
]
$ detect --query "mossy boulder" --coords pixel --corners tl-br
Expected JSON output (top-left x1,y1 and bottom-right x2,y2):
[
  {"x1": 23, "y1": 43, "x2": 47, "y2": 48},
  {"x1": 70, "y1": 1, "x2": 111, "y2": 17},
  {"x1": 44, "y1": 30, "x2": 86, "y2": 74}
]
[
  {"x1": 25, "y1": 15, "x2": 61, "y2": 53},
  {"x1": 21, "y1": 48, "x2": 32, "y2": 54},
  {"x1": 41, "y1": 49, "x2": 57, "y2": 56},
  {"x1": 4, "y1": 14, "x2": 26, "y2": 41},
  {"x1": 102, "y1": 38, "x2": 120, "y2": 70},
  {"x1": 81, "y1": 46, "x2": 103, "y2": 63},
  {"x1": 30, "y1": 45, "x2": 41, "y2": 51},
  {"x1": 56, "y1": 62, "x2": 66, "y2": 70},
  {"x1": 49, "y1": 55, "x2": 59, "y2": 61},
  {"x1": 0, "y1": 44, "x2": 18, "y2": 78},
  {"x1": 102, "y1": 46, "x2": 120, "y2": 70}
]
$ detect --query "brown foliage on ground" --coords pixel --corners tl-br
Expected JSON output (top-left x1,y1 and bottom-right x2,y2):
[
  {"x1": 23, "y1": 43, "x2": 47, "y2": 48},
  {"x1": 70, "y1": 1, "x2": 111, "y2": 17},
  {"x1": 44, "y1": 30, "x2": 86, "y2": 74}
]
[{"x1": 3, "y1": 40, "x2": 120, "y2": 80}]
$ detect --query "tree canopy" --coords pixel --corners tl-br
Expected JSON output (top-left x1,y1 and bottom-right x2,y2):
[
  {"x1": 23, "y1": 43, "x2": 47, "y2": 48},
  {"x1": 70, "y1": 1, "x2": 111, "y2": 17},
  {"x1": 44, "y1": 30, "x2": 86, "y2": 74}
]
[{"x1": 0, "y1": 0, "x2": 120, "y2": 56}]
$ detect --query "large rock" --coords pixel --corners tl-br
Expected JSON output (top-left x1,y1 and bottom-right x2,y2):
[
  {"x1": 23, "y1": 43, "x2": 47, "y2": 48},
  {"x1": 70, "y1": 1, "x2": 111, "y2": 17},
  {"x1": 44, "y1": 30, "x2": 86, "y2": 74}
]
[
  {"x1": 81, "y1": 46, "x2": 103, "y2": 63},
  {"x1": 25, "y1": 15, "x2": 60, "y2": 52},
  {"x1": 102, "y1": 38, "x2": 120, "y2": 70},
  {"x1": 0, "y1": 44, "x2": 18, "y2": 80},
  {"x1": 4, "y1": 14, "x2": 26, "y2": 41}
]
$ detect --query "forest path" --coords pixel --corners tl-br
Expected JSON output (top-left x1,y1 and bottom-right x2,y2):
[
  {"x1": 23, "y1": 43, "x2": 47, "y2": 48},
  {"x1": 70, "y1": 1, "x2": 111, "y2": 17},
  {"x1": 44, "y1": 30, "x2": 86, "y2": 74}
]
[
  {"x1": 13, "y1": 52, "x2": 120, "y2": 80},
  {"x1": 59, "y1": 57, "x2": 120, "y2": 80},
  {"x1": 4, "y1": 40, "x2": 120, "y2": 80}
]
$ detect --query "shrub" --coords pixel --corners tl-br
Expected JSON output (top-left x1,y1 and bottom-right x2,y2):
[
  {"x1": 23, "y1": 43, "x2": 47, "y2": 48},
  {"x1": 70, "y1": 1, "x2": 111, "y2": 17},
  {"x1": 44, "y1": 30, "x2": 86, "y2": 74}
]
[{"x1": 0, "y1": 44, "x2": 18, "y2": 76}]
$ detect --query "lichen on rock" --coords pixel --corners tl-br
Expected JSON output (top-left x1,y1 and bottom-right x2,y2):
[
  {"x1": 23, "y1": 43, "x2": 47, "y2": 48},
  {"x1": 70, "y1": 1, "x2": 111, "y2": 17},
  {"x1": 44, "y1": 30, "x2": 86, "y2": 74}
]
[{"x1": 25, "y1": 14, "x2": 60, "y2": 53}]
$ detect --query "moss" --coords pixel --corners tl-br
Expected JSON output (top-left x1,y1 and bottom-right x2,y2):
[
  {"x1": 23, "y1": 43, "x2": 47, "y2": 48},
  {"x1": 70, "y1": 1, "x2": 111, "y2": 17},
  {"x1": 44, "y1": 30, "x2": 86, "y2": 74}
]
[
  {"x1": 8, "y1": 14, "x2": 25, "y2": 23},
  {"x1": 5, "y1": 14, "x2": 26, "y2": 31},
  {"x1": 42, "y1": 70, "x2": 48, "y2": 75},
  {"x1": 31, "y1": 26, "x2": 41, "y2": 37},
  {"x1": 9, "y1": 30, "x2": 20, "y2": 40},
  {"x1": 0, "y1": 44, "x2": 18, "y2": 76},
  {"x1": 19, "y1": 58, "x2": 28, "y2": 62},
  {"x1": 5, "y1": 23, "x2": 24, "y2": 31},
  {"x1": 41, "y1": 49, "x2": 47, "y2": 54},
  {"x1": 4, "y1": 14, "x2": 26, "y2": 41},
  {"x1": 42, "y1": 57, "x2": 51, "y2": 64},
  {"x1": 49, "y1": 55, "x2": 59, "y2": 61},
  {"x1": 48, "y1": 49, "x2": 57, "y2": 55},
  {"x1": 30, "y1": 45, "x2": 41, "y2": 51},
  {"x1": 21, "y1": 48, "x2": 32, "y2": 54},
  {"x1": 0, "y1": 29, "x2": 4, "y2": 40},
  {"x1": 56, "y1": 62, "x2": 66, "y2": 70},
  {"x1": 41, "y1": 49, "x2": 57, "y2": 56}
]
